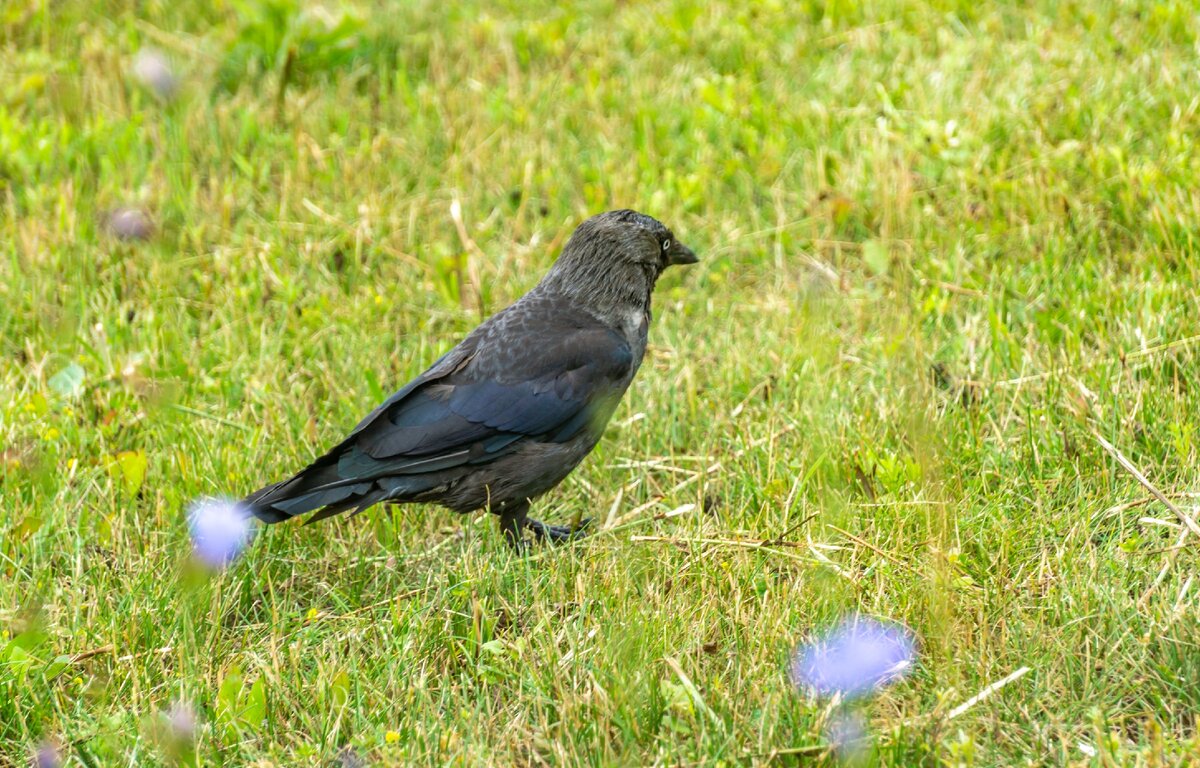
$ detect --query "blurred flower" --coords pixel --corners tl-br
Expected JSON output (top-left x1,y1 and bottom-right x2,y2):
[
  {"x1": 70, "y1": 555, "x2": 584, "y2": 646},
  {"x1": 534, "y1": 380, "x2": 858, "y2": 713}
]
[
  {"x1": 33, "y1": 741, "x2": 62, "y2": 768},
  {"x1": 109, "y1": 207, "x2": 154, "y2": 241},
  {"x1": 131, "y1": 47, "x2": 178, "y2": 99},
  {"x1": 793, "y1": 615, "x2": 915, "y2": 700},
  {"x1": 385, "y1": 730, "x2": 400, "y2": 744},
  {"x1": 151, "y1": 699, "x2": 198, "y2": 765},
  {"x1": 165, "y1": 700, "x2": 197, "y2": 742},
  {"x1": 337, "y1": 745, "x2": 367, "y2": 767},
  {"x1": 187, "y1": 499, "x2": 254, "y2": 569}
]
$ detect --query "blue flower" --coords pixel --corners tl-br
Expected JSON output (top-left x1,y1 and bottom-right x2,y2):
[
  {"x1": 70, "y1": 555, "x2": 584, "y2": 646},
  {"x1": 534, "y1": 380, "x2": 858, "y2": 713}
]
[
  {"x1": 187, "y1": 499, "x2": 254, "y2": 569},
  {"x1": 131, "y1": 48, "x2": 179, "y2": 99},
  {"x1": 793, "y1": 615, "x2": 915, "y2": 699},
  {"x1": 34, "y1": 741, "x2": 62, "y2": 768},
  {"x1": 165, "y1": 700, "x2": 198, "y2": 741},
  {"x1": 109, "y1": 207, "x2": 153, "y2": 241}
]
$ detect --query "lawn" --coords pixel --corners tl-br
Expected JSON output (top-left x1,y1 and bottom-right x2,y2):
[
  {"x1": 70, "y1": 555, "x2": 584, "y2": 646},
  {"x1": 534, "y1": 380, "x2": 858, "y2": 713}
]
[{"x1": 3, "y1": 0, "x2": 1200, "y2": 765}]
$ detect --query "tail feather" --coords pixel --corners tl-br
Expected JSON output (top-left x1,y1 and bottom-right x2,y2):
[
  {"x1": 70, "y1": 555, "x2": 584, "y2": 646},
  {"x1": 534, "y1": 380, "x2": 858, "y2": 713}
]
[
  {"x1": 303, "y1": 489, "x2": 388, "y2": 525},
  {"x1": 243, "y1": 453, "x2": 353, "y2": 522},
  {"x1": 243, "y1": 455, "x2": 438, "y2": 525}
]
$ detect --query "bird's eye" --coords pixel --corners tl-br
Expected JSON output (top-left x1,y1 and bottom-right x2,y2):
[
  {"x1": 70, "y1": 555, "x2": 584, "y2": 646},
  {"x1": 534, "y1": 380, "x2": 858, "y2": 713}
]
[{"x1": 662, "y1": 239, "x2": 671, "y2": 251}]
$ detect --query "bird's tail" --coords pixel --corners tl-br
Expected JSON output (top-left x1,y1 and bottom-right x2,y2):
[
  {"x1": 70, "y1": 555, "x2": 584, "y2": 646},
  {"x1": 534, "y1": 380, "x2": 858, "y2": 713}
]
[
  {"x1": 242, "y1": 452, "x2": 442, "y2": 525},
  {"x1": 242, "y1": 456, "x2": 384, "y2": 525}
]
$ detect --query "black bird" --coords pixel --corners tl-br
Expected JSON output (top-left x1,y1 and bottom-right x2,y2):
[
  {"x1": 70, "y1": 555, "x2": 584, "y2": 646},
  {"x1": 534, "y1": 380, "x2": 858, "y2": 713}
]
[{"x1": 243, "y1": 210, "x2": 697, "y2": 549}]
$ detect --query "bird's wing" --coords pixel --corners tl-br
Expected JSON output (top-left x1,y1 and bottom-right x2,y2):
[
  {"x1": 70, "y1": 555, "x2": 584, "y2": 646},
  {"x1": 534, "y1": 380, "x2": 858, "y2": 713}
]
[
  {"x1": 245, "y1": 307, "x2": 634, "y2": 520},
  {"x1": 343, "y1": 343, "x2": 475, "y2": 438},
  {"x1": 347, "y1": 322, "x2": 634, "y2": 471}
]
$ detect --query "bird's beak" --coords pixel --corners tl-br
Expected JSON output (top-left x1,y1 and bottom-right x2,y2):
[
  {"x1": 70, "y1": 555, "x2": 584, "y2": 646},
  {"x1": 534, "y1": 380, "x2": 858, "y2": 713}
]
[{"x1": 666, "y1": 242, "x2": 698, "y2": 267}]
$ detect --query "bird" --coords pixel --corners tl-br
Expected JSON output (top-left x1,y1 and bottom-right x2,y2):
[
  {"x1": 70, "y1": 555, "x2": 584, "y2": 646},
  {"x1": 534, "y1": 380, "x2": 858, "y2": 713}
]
[{"x1": 242, "y1": 209, "x2": 697, "y2": 550}]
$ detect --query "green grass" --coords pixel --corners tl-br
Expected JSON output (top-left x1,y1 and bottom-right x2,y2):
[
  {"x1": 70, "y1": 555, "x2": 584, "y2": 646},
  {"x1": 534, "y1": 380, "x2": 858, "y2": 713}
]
[{"x1": 4, "y1": 0, "x2": 1200, "y2": 764}]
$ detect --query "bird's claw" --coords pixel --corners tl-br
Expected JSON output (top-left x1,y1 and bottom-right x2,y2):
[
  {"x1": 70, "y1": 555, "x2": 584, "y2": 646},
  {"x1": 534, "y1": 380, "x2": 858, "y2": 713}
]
[{"x1": 526, "y1": 516, "x2": 592, "y2": 544}]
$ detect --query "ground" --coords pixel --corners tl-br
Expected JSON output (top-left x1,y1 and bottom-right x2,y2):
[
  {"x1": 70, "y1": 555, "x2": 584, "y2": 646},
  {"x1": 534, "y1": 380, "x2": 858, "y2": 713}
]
[{"x1": 3, "y1": 0, "x2": 1200, "y2": 765}]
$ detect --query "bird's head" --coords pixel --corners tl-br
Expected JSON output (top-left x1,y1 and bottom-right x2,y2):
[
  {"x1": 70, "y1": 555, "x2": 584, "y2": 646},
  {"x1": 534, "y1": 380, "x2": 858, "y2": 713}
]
[
  {"x1": 565, "y1": 209, "x2": 698, "y2": 273},
  {"x1": 540, "y1": 209, "x2": 697, "y2": 314},
  {"x1": 556, "y1": 210, "x2": 700, "y2": 278}
]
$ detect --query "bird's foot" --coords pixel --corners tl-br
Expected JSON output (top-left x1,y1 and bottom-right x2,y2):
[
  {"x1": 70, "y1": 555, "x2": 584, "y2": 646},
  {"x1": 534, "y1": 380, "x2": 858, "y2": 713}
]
[
  {"x1": 498, "y1": 504, "x2": 591, "y2": 551},
  {"x1": 526, "y1": 516, "x2": 592, "y2": 544}
]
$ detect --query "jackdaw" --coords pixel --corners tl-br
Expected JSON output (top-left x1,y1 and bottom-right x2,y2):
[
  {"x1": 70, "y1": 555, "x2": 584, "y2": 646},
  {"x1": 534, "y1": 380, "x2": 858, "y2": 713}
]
[{"x1": 242, "y1": 209, "x2": 697, "y2": 549}]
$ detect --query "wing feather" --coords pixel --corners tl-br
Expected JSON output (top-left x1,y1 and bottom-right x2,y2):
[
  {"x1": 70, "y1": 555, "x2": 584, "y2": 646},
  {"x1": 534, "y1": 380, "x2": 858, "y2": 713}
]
[{"x1": 246, "y1": 305, "x2": 635, "y2": 522}]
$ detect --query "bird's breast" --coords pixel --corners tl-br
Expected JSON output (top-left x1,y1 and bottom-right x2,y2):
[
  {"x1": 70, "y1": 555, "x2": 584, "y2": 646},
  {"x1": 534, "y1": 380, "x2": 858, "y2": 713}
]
[{"x1": 620, "y1": 307, "x2": 649, "y2": 342}]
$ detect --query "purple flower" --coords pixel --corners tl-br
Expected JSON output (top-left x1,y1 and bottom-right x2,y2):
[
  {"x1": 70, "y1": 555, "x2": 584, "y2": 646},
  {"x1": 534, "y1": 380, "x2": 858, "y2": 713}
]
[
  {"x1": 131, "y1": 48, "x2": 178, "y2": 99},
  {"x1": 109, "y1": 207, "x2": 153, "y2": 241},
  {"x1": 793, "y1": 615, "x2": 915, "y2": 699},
  {"x1": 165, "y1": 700, "x2": 198, "y2": 742},
  {"x1": 34, "y1": 741, "x2": 62, "y2": 768},
  {"x1": 187, "y1": 499, "x2": 254, "y2": 569}
]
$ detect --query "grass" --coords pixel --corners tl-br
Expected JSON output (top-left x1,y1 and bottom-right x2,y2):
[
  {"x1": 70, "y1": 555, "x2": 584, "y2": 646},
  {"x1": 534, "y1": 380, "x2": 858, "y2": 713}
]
[{"x1": 3, "y1": 0, "x2": 1200, "y2": 764}]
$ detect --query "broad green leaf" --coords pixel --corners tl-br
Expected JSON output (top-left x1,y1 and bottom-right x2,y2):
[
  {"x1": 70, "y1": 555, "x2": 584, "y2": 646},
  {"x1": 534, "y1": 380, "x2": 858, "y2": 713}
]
[
  {"x1": 11, "y1": 515, "x2": 42, "y2": 543},
  {"x1": 242, "y1": 678, "x2": 267, "y2": 729},
  {"x1": 48, "y1": 363, "x2": 85, "y2": 399},
  {"x1": 216, "y1": 668, "x2": 244, "y2": 725},
  {"x1": 44, "y1": 654, "x2": 72, "y2": 680},
  {"x1": 330, "y1": 670, "x2": 350, "y2": 711},
  {"x1": 480, "y1": 639, "x2": 506, "y2": 656},
  {"x1": 7, "y1": 645, "x2": 35, "y2": 684},
  {"x1": 106, "y1": 450, "x2": 148, "y2": 494},
  {"x1": 863, "y1": 240, "x2": 890, "y2": 276}
]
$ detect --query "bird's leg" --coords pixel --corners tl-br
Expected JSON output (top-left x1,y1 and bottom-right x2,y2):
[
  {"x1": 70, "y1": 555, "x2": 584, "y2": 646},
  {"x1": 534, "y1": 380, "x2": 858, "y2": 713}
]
[
  {"x1": 499, "y1": 502, "x2": 592, "y2": 550},
  {"x1": 525, "y1": 515, "x2": 593, "y2": 544},
  {"x1": 498, "y1": 502, "x2": 530, "y2": 551}
]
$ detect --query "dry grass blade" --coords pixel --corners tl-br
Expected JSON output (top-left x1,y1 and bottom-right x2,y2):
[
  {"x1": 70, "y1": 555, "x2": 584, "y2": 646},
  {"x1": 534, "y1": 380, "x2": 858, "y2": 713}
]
[
  {"x1": 1141, "y1": 527, "x2": 1191, "y2": 609},
  {"x1": 826, "y1": 524, "x2": 918, "y2": 573},
  {"x1": 630, "y1": 533, "x2": 806, "y2": 550},
  {"x1": 946, "y1": 666, "x2": 1032, "y2": 720},
  {"x1": 606, "y1": 423, "x2": 797, "y2": 528},
  {"x1": 1092, "y1": 431, "x2": 1200, "y2": 608},
  {"x1": 664, "y1": 656, "x2": 721, "y2": 726},
  {"x1": 68, "y1": 645, "x2": 115, "y2": 663},
  {"x1": 1101, "y1": 492, "x2": 1200, "y2": 518},
  {"x1": 449, "y1": 198, "x2": 484, "y2": 313},
  {"x1": 990, "y1": 332, "x2": 1200, "y2": 389},
  {"x1": 1092, "y1": 432, "x2": 1200, "y2": 539}
]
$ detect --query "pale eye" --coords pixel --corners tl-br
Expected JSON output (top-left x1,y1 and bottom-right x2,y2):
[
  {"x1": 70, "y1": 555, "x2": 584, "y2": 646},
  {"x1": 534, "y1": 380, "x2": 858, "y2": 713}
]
[{"x1": 662, "y1": 239, "x2": 671, "y2": 251}]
